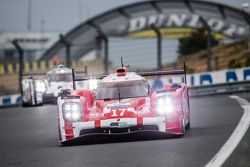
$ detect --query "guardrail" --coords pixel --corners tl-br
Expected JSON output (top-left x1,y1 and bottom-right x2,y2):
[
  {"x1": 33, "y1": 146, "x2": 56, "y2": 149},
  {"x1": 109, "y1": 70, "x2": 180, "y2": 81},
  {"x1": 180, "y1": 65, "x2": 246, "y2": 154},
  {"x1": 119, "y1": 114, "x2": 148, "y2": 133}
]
[
  {"x1": 189, "y1": 80, "x2": 250, "y2": 97},
  {"x1": 0, "y1": 94, "x2": 21, "y2": 107},
  {"x1": 1, "y1": 80, "x2": 250, "y2": 107}
]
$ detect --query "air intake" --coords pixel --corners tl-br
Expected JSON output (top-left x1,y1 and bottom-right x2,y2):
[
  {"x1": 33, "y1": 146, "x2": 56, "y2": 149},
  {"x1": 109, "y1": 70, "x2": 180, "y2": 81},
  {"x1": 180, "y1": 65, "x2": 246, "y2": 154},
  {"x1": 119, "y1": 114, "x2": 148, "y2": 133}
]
[{"x1": 116, "y1": 68, "x2": 126, "y2": 76}]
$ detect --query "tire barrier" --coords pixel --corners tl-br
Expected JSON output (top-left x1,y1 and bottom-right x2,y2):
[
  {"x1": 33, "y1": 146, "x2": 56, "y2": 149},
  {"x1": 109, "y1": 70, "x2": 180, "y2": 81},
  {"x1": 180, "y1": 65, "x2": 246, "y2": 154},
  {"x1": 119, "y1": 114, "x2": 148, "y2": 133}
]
[{"x1": 0, "y1": 60, "x2": 80, "y2": 75}]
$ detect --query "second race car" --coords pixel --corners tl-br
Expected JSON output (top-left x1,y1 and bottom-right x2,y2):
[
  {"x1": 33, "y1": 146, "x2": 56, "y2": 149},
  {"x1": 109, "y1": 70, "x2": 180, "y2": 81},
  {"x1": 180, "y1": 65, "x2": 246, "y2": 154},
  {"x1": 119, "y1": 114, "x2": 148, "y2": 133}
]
[{"x1": 22, "y1": 64, "x2": 78, "y2": 106}]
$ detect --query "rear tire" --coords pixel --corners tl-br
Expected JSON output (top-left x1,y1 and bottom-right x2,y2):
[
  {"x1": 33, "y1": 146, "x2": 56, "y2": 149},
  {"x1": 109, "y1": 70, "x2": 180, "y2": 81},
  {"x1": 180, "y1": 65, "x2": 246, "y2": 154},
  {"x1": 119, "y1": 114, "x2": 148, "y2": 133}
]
[
  {"x1": 179, "y1": 98, "x2": 185, "y2": 137},
  {"x1": 22, "y1": 103, "x2": 31, "y2": 107},
  {"x1": 185, "y1": 119, "x2": 190, "y2": 130},
  {"x1": 178, "y1": 117, "x2": 185, "y2": 137},
  {"x1": 22, "y1": 99, "x2": 32, "y2": 107}
]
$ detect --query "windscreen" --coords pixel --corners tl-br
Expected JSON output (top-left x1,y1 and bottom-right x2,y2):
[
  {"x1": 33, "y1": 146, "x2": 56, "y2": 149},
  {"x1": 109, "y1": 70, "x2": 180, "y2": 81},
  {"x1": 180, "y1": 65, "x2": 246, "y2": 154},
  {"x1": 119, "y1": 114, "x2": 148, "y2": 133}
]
[
  {"x1": 46, "y1": 73, "x2": 72, "y2": 82},
  {"x1": 95, "y1": 80, "x2": 148, "y2": 100}
]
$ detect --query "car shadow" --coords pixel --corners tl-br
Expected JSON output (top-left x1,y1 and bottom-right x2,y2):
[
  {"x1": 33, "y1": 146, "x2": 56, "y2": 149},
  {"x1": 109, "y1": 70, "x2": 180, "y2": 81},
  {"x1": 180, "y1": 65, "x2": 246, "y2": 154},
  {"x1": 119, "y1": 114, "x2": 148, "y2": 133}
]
[{"x1": 60, "y1": 131, "x2": 184, "y2": 147}]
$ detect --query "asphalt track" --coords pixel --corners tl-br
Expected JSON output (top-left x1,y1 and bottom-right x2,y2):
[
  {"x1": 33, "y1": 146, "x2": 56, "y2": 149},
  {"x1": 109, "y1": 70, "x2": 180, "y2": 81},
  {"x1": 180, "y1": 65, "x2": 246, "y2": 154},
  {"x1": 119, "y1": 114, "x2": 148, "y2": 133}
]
[{"x1": 0, "y1": 93, "x2": 249, "y2": 167}]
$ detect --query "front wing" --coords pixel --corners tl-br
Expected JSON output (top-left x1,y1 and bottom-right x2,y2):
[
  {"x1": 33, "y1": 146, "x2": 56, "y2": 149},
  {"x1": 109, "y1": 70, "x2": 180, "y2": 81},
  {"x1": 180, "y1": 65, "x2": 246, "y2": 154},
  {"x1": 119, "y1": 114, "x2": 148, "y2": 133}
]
[{"x1": 59, "y1": 116, "x2": 168, "y2": 143}]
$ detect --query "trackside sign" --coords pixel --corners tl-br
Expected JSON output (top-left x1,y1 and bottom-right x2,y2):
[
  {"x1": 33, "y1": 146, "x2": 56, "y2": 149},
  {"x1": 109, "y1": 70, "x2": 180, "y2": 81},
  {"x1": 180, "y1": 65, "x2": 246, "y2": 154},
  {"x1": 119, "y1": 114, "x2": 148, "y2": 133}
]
[
  {"x1": 150, "y1": 67, "x2": 250, "y2": 88},
  {"x1": 124, "y1": 14, "x2": 246, "y2": 39}
]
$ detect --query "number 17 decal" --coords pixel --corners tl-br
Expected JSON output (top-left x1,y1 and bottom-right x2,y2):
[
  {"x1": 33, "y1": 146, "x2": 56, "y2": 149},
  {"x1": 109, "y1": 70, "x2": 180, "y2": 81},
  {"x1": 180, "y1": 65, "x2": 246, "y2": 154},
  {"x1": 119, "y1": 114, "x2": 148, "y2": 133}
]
[{"x1": 111, "y1": 108, "x2": 126, "y2": 117}]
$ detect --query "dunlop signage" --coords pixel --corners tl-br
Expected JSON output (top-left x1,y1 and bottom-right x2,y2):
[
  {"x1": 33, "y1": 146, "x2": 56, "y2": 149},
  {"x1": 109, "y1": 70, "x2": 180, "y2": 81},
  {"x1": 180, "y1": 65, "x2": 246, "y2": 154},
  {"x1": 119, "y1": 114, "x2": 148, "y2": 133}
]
[
  {"x1": 124, "y1": 14, "x2": 246, "y2": 39},
  {"x1": 42, "y1": 0, "x2": 250, "y2": 60},
  {"x1": 127, "y1": 28, "x2": 227, "y2": 39}
]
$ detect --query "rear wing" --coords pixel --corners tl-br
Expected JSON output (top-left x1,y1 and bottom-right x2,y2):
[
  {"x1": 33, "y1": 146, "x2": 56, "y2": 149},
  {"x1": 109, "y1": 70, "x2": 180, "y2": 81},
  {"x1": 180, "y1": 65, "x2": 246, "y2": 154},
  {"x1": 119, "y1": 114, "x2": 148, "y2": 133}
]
[
  {"x1": 138, "y1": 62, "x2": 187, "y2": 84},
  {"x1": 22, "y1": 66, "x2": 88, "y2": 79},
  {"x1": 71, "y1": 62, "x2": 187, "y2": 90},
  {"x1": 72, "y1": 69, "x2": 107, "y2": 90}
]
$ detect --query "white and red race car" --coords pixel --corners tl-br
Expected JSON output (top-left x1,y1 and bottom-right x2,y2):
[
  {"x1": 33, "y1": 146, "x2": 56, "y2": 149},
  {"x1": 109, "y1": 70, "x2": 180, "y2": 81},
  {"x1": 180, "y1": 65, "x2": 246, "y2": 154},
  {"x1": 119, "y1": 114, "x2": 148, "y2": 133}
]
[
  {"x1": 42, "y1": 65, "x2": 74, "y2": 103},
  {"x1": 21, "y1": 64, "x2": 88, "y2": 106},
  {"x1": 57, "y1": 64, "x2": 190, "y2": 144}
]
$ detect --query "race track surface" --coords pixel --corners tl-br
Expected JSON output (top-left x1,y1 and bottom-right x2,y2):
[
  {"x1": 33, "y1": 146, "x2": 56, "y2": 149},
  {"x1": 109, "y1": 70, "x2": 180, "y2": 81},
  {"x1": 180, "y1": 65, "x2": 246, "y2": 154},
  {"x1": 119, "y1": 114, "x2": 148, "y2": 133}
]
[{"x1": 0, "y1": 93, "x2": 249, "y2": 167}]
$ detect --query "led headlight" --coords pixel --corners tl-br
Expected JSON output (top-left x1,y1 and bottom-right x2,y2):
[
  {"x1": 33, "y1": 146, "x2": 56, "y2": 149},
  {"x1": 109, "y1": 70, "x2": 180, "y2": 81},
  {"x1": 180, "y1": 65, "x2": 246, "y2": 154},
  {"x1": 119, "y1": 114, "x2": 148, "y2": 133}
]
[
  {"x1": 62, "y1": 102, "x2": 82, "y2": 122},
  {"x1": 35, "y1": 81, "x2": 46, "y2": 93},
  {"x1": 155, "y1": 96, "x2": 174, "y2": 115},
  {"x1": 88, "y1": 79, "x2": 98, "y2": 90}
]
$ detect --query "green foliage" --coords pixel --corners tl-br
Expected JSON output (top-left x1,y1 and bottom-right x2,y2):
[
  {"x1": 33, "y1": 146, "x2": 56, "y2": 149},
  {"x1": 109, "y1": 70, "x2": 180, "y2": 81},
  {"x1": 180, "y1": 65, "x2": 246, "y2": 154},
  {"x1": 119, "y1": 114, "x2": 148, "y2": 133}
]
[
  {"x1": 186, "y1": 66, "x2": 194, "y2": 74},
  {"x1": 228, "y1": 59, "x2": 241, "y2": 69},
  {"x1": 178, "y1": 29, "x2": 219, "y2": 56},
  {"x1": 245, "y1": 57, "x2": 250, "y2": 67}
]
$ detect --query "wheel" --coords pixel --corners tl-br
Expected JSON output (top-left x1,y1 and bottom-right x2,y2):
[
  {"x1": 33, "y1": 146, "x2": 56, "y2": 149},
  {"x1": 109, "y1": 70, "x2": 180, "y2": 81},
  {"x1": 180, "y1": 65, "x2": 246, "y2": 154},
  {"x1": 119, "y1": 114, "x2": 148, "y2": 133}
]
[
  {"x1": 178, "y1": 116, "x2": 186, "y2": 137},
  {"x1": 22, "y1": 102, "x2": 31, "y2": 107},
  {"x1": 186, "y1": 89, "x2": 191, "y2": 130},
  {"x1": 179, "y1": 98, "x2": 185, "y2": 136},
  {"x1": 22, "y1": 98, "x2": 32, "y2": 107},
  {"x1": 181, "y1": 117, "x2": 185, "y2": 134},
  {"x1": 185, "y1": 118, "x2": 190, "y2": 130},
  {"x1": 58, "y1": 125, "x2": 62, "y2": 142},
  {"x1": 60, "y1": 140, "x2": 74, "y2": 146}
]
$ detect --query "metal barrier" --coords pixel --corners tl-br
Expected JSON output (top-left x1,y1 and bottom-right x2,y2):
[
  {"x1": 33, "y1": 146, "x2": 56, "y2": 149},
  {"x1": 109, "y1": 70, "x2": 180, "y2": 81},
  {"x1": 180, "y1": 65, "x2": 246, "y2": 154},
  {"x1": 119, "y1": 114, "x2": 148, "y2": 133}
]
[
  {"x1": 0, "y1": 94, "x2": 21, "y2": 107},
  {"x1": 189, "y1": 80, "x2": 250, "y2": 97},
  {"x1": 1, "y1": 80, "x2": 250, "y2": 107}
]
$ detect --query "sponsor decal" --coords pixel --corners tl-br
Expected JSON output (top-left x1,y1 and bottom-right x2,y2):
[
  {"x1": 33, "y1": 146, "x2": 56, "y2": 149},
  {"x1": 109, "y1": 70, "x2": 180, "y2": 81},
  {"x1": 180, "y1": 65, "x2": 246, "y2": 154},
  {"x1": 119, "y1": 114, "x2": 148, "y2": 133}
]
[
  {"x1": 121, "y1": 13, "x2": 246, "y2": 38},
  {"x1": 106, "y1": 99, "x2": 131, "y2": 109},
  {"x1": 102, "y1": 108, "x2": 135, "y2": 117},
  {"x1": 106, "y1": 102, "x2": 130, "y2": 109}
]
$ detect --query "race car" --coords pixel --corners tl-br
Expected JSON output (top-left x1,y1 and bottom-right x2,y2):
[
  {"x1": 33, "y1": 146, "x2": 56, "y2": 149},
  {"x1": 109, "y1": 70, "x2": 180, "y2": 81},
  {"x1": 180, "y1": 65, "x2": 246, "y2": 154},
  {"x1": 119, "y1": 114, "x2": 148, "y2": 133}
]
[
  {"x1": 21, "y1": 64, "x2": 83, "y2": 106},
  {"x1": 57, "y1": 62, "x2": 190, "y2": 144},
  {"x1": 21, "y1": 76, "x2": 45, "y2": 107},
  {"x1": 42, "y1": 65, "x2": 74, "y2": 103}
]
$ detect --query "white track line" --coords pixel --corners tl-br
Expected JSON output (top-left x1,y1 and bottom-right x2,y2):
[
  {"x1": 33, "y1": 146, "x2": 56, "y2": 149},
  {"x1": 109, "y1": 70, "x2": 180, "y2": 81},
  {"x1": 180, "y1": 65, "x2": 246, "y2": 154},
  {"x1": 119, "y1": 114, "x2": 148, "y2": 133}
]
[{"x1": 205, "y1": 95, "x2": 250, "y2": 167}]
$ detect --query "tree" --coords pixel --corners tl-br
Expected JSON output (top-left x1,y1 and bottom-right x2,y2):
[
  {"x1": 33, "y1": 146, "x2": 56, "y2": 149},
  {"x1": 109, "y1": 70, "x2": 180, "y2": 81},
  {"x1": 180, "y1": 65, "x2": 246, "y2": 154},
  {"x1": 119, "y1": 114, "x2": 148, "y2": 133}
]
[
  {"x1": 228, "y1": 59, "x2": 241, "y2": 69},
  {"x1": 178, "y1": 29, "x2": 219, "y2": 56}
]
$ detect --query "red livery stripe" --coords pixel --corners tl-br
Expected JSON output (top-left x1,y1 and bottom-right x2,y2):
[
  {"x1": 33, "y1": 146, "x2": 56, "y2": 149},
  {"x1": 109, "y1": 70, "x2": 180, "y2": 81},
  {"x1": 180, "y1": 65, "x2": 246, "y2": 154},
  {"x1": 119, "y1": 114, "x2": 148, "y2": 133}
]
[
  {"x1": 95, "y1": 120, "x2": 101, "y2": 128},
  {"x1": 64, "y1": 122, "x2": 74, "y2": 140},
  {"x1": 137, "y1": 117, "x2": 143, "y2": 125}
]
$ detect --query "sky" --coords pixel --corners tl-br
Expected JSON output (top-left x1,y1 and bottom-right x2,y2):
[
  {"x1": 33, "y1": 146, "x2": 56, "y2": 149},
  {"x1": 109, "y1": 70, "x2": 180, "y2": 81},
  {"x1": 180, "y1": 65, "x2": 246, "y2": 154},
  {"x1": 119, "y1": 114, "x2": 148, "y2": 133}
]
[
  {"x1": 0, "y1": 0, "x2": 249, "y2": 68},
  {"x1": 0, "y1": 0, "x2": 249, "y2": 33},
  {"x1": 0, "y1": 0, "x2": 136, "y2": 32}
]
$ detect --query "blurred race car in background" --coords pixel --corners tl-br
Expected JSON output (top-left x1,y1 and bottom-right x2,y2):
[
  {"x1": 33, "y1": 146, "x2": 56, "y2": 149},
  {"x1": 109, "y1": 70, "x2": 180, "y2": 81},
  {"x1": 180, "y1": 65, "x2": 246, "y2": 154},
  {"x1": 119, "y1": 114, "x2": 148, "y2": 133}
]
[
  {"x1": 22, "y1": 76, "x2": 45, "y2": 107},
  {"x1": 42, "y1": 65, "x2": 74, "y2": 103},
  {"x1": 21, "y1": 64, "x2": 82, "y2": 106},
  {"x1": 57, "y1": 62, "x2": 190, "y2": 144}
]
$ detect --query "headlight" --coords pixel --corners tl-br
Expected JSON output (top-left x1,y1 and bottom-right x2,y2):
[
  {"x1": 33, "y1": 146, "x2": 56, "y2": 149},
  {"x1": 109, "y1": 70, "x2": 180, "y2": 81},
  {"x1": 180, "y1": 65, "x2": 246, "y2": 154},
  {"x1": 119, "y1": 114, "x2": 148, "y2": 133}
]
[
  {"x1": 35, "y1": 81, "x2": 46, "y2": 93},
  {"x1": 155, "y1": 96, "x2": 174, "y2": 115},
  {"x1": 62, "y1": 102, "x2": 82, "y2": 122},
  {"x1": 88, "y1": 79, "x2": 98, "y2": 90}
]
